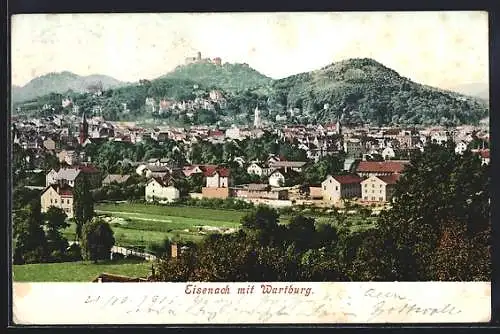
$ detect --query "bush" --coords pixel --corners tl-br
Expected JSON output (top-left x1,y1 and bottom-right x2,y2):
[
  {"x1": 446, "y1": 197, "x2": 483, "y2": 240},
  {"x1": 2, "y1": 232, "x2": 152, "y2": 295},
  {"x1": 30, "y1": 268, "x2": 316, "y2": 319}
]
[
  {"x1": 66, "y1": 243, "x2": 83, "y2": 262},
  {"x1": 111, "y1": 252, "x2": 125, "y2": 260}
]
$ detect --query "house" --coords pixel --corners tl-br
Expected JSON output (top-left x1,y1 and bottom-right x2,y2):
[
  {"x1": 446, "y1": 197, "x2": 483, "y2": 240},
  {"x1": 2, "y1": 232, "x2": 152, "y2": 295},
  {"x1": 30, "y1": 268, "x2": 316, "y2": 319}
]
[
  {"x1": 455, "y1": 141, "x2": 468, "y2": 155},
  {"x1": 247, "y1": 162, "x2": 269, "y2": 177},
  {"x1": 204, "y1": 167, "x2": 231, "y2": 188},
  {"x1": 321, "y1": 175, "x2": 362, "y2": 202},
  {"x1": 268, "y1": 161, "x2": 307, "y2": 173},
  {"x1": 355, "y1": 160, "x2": 409, "y2": 177},
  {"x1": 102, "y1": 174, "x2": 131, "y2": 186},
  {"x1": 478, "y1": 149, "x2": 490, "y2": 165},
  {"x1": 201, "y1": 167, "x2": 232, "y2": 199},
  {"x1": 343, "y1": 138, "x2": 366, "y2": 157},
  {"x1": 142, "y1": 165, "x2": 175, "y2": 179},
  {"x1": 145, "y1": 177, "x2": 180, "y2": 203},
  {"x1": 382, "y1": 147, "x2": 396, "y2": 160},
  {"x1": 47, "y1": 165, "x2": 101, "y2": 189},
  {"x1": 234, "y1": 184, "x2": 289, "y2": 200},
  {"x1": 46, "y1": 169, "x2": 59, "y2": 186},
  {"x1": 43, "y1": 138, "x2": 57, "y2": 151},
  {"x1": 183, "y1": 165, "x2": 206, "y2": 177},
  {"x1": 268, "y1": 168, "x2": 300, "y2": 188},
  {"x1": 40, "y1": 184, "x2": 74, "y2": 218},
  {"x1": 360, "y1": 174, "x2": 400, "y2": 203},
  {"x1": 57, "y1": 150, "x2": 79, "y2": 166}
]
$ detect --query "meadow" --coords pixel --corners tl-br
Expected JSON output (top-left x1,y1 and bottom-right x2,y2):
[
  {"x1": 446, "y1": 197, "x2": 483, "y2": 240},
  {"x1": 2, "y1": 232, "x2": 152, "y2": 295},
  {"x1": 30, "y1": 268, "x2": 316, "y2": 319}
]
[
  {"x1": 13, "y1": 259, "x2": 151, "y2": 282},
  {"x1": 62, "y1": 203, "x2": 378, "y2": 250}
]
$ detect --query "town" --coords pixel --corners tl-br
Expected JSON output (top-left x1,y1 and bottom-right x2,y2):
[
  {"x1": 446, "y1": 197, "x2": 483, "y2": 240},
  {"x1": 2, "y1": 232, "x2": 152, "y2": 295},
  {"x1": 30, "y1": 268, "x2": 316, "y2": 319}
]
[{"x1": 13, "y1": 105, "x2": 489, "y2": 211}]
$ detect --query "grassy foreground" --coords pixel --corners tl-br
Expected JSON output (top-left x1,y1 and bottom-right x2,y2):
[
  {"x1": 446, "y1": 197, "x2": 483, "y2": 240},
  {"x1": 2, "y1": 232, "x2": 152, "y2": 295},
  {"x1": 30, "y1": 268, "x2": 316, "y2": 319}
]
[{"x1": 13, "y1": 259, "x2": 151, "y2": 282}]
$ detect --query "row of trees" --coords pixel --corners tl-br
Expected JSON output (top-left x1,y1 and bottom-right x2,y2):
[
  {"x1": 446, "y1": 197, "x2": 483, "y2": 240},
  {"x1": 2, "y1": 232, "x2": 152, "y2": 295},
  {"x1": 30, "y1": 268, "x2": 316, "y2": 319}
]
[{"x1": 153, "y1": 143, "x2": 490, "y2": 281}]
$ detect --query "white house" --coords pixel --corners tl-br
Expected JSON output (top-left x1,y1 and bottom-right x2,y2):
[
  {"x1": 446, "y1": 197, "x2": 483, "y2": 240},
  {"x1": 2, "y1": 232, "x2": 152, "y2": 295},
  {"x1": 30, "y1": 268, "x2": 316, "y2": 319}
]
[
  {"x1": 204, "y1": 167, "x2": 231, "y2": 188},
  {"x1": 225, "y1": 126, "x2": 242, "y2": 140},
  {"x1": 431, "y1": 132, "x2": 448, "y2": 145},
  {"x1": 247, "y1": 162, "x2": 269, "y2": 177},
  {"x1": 145, "y1": 178, "x2": 180, "y2": 203},
  {"x1": 321, "y1": 175, "x2": 362, "y2": 202},
  {"x1": 268, "y1": 169, "x2": 286, "y2": 187},
  {"x1": 360, "y1": 174, "x2": 400, "y2": 203},
  {"x1": 46, "y1": 169, "x2": 59, "y2": 186},
  {"x1": 382, "y1": 147, "x2": 396, "y2": 160},
  {"x1": 455, "y1": 141, "x2": 468, "y2": 155}
]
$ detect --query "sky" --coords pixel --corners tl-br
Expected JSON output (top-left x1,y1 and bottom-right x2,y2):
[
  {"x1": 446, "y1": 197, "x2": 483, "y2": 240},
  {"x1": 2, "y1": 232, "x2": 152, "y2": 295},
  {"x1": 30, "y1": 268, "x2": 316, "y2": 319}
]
[{"x1": 11, "y1": 12, "x2": 489, "y2": 89}]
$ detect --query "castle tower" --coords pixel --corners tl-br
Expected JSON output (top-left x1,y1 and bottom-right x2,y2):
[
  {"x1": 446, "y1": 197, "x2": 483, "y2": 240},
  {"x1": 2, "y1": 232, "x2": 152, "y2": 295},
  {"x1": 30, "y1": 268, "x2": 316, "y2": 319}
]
[
  {"x1": 254, "y1": 106, "x2": 261, "y2": 128},
  {"x1": 79, "y1": 112, "x2": 89, "y2": 145}
]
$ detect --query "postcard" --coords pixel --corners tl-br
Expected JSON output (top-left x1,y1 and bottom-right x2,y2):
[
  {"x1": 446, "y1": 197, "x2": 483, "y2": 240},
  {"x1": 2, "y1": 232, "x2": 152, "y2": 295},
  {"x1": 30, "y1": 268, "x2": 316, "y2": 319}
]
[{"x1": 10, "y1": 11, "x2": 490, "y2": 324}]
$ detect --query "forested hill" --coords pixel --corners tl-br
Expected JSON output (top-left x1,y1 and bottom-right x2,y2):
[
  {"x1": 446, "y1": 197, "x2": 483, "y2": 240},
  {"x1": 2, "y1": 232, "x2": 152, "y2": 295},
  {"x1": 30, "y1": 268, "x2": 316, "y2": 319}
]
[
  {"x1": 13, "y1": 58, "x2": 488, "y2": 126},
  {"x1": 12, "y1": 72, "x2": 127, "y2": 103},
  {"x1": 268, "y1": 58, "x2": 488, "y2": 126},
  {"x1": 161, "y1": 62, "x2": 273, "y2": 93}
]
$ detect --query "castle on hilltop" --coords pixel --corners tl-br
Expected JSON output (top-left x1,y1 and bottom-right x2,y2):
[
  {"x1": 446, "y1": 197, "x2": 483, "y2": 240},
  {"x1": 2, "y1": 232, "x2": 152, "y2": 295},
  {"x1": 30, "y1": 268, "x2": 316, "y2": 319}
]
[{"x1": 185, "y1": 52, "x2": 222, "y2": 66}]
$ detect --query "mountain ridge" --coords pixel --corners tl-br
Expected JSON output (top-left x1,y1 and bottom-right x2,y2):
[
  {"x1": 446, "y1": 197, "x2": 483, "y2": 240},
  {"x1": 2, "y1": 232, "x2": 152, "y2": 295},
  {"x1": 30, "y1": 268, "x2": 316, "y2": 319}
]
[{"x1": 12, "y1": 71, "x2": 129, "y2": 103}]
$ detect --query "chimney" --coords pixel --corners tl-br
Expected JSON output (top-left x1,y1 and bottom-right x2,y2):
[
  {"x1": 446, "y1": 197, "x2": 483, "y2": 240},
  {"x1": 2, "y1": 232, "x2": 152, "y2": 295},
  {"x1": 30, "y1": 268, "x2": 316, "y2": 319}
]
[{"x1": 171, "y1": 243, "x2": 178, "y2": 258}]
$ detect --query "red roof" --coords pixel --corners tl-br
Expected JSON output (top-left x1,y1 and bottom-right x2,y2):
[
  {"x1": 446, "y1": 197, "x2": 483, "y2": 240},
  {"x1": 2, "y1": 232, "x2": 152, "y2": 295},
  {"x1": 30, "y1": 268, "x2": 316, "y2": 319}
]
[
  {"x1": 209, "y1": 130, "x2": 224, "y2": 137},
  {"x1": 42, "y1": 184, "x2": 74, "y2": 197},
  {"x1": 202, "y1": 166, "x2": 230, "y2": 177},
  {"x1": 332, "y1": 175, "x2": 362, "y2": 184},
  {"x1": 377, "y1": 174, "x2": 401, "y2": 184},
  {"x1": 356, "y1": 161, "x2": 408, "y2": 174},
  {"x1": 479, "y1": 149, "x2": 490, "y2": 159},
  {"x1": 78, "y1": 165, "x2": 99, "y2": 174}
]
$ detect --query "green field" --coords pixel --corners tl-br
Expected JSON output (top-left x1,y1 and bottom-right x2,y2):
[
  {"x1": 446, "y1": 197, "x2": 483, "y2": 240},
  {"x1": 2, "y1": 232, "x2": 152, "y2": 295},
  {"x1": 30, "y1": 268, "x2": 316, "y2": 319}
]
[
  {"x1": 62, "y1": 203, "x2": 377, "y2": 250},
  {"x1": 13, "y1": 259, "x2": 151, "y2": 282},
  {"x1": 62, "y1": 203, "x2": 245, "y2": 249}
]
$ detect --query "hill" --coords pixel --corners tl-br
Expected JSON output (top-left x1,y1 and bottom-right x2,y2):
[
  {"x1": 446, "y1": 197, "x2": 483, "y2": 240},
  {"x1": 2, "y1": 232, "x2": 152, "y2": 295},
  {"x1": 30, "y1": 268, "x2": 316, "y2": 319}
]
[
  {"x1": 447, "y1": 82, "x2": 489, "y2": 101},
  {"x1": 268, "y1": 58, "x2": 489, "y2": 126},
  {"x1": 12, "y1": 71, "x2": 128, "y2": 103},
  {"x1": 161, "y1": 62, "x2": 273, "y2": 93}
]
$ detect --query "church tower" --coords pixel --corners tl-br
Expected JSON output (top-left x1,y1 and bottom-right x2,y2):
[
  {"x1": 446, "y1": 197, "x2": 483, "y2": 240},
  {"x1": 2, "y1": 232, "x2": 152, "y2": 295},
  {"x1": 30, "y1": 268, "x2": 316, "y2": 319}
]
[{"x1": 79, "y1": 112, "x2": 89, "y2": 145}]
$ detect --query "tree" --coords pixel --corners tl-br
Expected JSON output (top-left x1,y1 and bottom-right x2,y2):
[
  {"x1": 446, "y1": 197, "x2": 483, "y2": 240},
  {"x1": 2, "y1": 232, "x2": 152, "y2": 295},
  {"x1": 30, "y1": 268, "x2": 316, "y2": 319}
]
[
  {"x1": 73, "y1": 174, "x2": 94, "y2": 239},
  {"x1": 13, "y1": 199, "x2": 48, "y2": 264},
  {"x1": 356, "y1": 143, "x2": 490, "y2": 281},
  {"x1": 286, "y1": 215, "x2": 317, "y2": 250},
  {"x1": 43, "y1": 206, "x2": 70, "y2": 261},
  {"x1": 81, "y1": 217, "x2": 115, "y2": 263}
]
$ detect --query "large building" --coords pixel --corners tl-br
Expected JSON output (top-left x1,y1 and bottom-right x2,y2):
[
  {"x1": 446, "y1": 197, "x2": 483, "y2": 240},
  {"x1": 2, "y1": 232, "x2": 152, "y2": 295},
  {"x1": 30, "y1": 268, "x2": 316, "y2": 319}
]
[
  {"x1": 360, "y1": 174, "x2": 400, "y2": 203},
  {"x1": 145, "y1": 177, "x2": 180, "y2": 203},
  {"x1": 355, "y1": 160, "x2": 409, "y2": 177},
  {"x1": 321, "y1": 174, "x2": 362, "y2": 202},
  {"x1": 40, "y1": 184, "x2": 74, "y2": 218}
]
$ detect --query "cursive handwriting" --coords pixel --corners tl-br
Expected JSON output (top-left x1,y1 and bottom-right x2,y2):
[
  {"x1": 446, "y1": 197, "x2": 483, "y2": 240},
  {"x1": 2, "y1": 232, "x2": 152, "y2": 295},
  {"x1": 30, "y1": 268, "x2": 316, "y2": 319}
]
[{"x1": 82, "y1": 288, "x2": 463, "y2": 323}]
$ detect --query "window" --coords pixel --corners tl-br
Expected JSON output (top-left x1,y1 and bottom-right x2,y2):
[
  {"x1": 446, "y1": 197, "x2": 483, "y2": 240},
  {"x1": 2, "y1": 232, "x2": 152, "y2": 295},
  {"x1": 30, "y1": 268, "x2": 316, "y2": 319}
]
[
  {"x1": 335, "y1": 186, "x2": 338, "y2": 191},
  {"x1": 364, "y1": 197, "x2": 368, "y2": 200},
  {"x1": 50, "y1": 199, "x2": 53, "y2": 204},
  {"x1": 380, "y1": 184, "x2": 382, "y2": 188},
  {"x1": 372, "y1": 184, "x2": 374, "y2": 188},
  {"x1": 379, "y1": 190, "x2": 382, "y2": 194},
  {"x1": 323, "y1": 185, "x2": 326, "y2": 190},
  {"x1": 379, "y1": 197, "x2": 383, "y2": 201}
]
